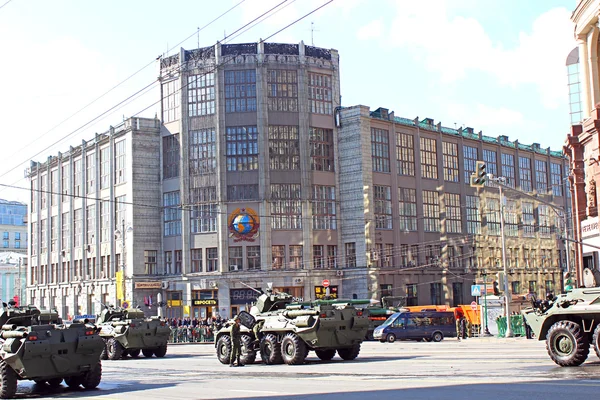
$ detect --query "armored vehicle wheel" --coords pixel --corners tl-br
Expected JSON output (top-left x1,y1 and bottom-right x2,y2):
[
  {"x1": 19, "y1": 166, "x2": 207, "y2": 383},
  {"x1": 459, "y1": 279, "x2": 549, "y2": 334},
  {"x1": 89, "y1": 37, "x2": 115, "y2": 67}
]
[
  {"x1": 47, "y1": 378, "x2": 63, "y2": 388},
  {"x1": 337, "y1": 343, "x2": 361, "y2": 361},
  {"x1": 432, "y1": 332, "x2": 444, "y2": 342},
  {"x1": 107, "y1": 338, "x2": 124, "y2": 360},
  {"x1": 81, "y1": 362, "x2": 102, "y2": 389},
  {"x1": 387, "y1": 333, "x2": 396, "y2": 343},
  {"x1": 154, "y1": 346, "x2": 167, "y2": 358},
  {"x1": 64, "y1": 376, "x2": 82, "y2": 389},
  {"x1": 216, "y1": 335, "x2": 232, "y2": 364},
  {"x1": 0, "y1": 359, "x2": 18, "y2": 399},
  {"x1": 260, "y1": 333, "x2": 283, "y2": 365},
  {"x1": 546, "y1": 320, "x2": 589, "y2": 367},
  {"x1": 100, "y1": 339, "x2": 108, "y2": 360},
  {"x1": 315, "y1": 349, "x2": 336, "y2": 361},
  {"x1": 281, "y1": 333, "x2": 307, "y2": 365},
  {"x1": 128, "y1": 349, "x2": 141, "y2": 358},
  {"x1": 142, "y1": 349, "x2": 154, "y2": 358},
  {"x1": 592, "y1": 324, "x2": 600, "y2": 359},
  {"x1": 240, "y1": 334, "x2": 257, "y2": 365}
]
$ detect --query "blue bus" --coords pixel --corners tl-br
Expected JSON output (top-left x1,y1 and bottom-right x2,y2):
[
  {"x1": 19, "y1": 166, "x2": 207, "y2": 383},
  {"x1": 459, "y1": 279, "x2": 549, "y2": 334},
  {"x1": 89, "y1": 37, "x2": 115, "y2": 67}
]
[{"x1": 373, "y1": 311, "x2": 456, "y2": 343}]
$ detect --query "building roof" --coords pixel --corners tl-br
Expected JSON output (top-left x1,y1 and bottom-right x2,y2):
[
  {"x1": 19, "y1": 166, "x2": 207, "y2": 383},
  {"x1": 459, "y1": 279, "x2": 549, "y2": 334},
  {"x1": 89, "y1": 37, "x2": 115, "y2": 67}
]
[
  {"x1": 0, "y1": 252, "x2": 26, "y2": 265},
  {"x1": 0, "y1": 199, "x2": 26, "y2": 207}
]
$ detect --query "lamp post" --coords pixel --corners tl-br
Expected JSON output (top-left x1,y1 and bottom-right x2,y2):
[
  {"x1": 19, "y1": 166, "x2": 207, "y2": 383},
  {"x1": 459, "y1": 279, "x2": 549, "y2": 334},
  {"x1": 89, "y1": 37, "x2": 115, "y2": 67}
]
[
  {"x1": 481, "y1": 269, "x2": 491, "y2": 336},
  {"x1": 115, "y1": 219, "x2": 133, "y2": 307}
]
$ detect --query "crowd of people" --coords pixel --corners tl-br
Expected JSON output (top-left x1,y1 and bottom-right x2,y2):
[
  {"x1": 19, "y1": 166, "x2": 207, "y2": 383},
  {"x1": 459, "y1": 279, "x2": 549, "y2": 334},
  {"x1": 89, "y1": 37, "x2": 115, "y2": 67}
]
[{"x1": 164, "y1": 316, "x2": 227, "y2": 343}]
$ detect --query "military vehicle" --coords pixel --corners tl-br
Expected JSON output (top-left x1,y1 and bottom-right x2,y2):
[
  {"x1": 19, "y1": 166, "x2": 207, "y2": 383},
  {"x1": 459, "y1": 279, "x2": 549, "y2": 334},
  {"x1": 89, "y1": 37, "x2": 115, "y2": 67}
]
[
  {"x1": 522, "y1": 271, "x2": 600, "y2": 367},
  {"x1": 215, "y1": 286, "x2": 369, "y2": 366},
  {"x1": 96, "y1": 305, "x2": 170, "y2": 360},
  {"x1": 0, "y1": 303, "x2": 103, "y2": 399}
]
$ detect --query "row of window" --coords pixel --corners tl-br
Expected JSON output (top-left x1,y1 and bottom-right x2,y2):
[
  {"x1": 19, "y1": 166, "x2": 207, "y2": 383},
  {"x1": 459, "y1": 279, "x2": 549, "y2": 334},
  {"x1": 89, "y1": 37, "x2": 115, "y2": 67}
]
[{"x1": 30, "y1": 254, "x2": 115, "y2": 285}]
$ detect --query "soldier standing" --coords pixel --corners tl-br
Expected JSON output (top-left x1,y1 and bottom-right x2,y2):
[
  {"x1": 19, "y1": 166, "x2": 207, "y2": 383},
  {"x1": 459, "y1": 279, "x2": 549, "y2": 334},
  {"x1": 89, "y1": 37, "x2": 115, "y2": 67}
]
[{"x1": 230, "y1": 316, "x2": 244, "y2": 367}]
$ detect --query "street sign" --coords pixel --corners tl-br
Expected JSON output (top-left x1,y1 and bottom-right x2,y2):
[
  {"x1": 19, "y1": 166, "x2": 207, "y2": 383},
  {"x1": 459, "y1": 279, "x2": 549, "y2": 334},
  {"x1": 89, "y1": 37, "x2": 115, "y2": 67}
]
[
  {"x1": 121, "y1": 301, "x2": 130, "y2": 309},
  {"x1": 322, "y1": 279, "x2": 330, "y2": 288},
  {"x1": 471, "y1": 284, "x2": 482, "y2": 297},
  {"x1": 471, "y1": 301, "x2": 478, "y2": 311}
]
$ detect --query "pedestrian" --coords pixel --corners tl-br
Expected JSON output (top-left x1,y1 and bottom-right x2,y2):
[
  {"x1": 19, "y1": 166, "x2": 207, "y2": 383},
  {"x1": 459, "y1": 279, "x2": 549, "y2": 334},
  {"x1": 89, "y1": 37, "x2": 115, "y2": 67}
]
[
  {"x1": 460, "y1": 316, "x2": 467, "y2": 339},
  {"x1": 230, "y1": 316, "x2": 244, "y2": 367},
  {"x1": 454, "y1": 311, "x2": 462, "y2": 341}
]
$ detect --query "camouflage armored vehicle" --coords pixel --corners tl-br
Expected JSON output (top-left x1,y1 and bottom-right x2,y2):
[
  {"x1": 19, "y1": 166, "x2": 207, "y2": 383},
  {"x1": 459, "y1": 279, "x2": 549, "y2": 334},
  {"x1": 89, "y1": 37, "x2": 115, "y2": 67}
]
[
  {"x1": 96, "y1": 305, "x2": 170, "y2": 360},
  {"x1": 215, "y1": 286, "x2": 369, "y2": 365},
  {"x1": 0, "y1": 303, "x2": 103, "y2": 399},
  {"x1": 522, "y1": 279, "x2": 600, "y2": 367}
]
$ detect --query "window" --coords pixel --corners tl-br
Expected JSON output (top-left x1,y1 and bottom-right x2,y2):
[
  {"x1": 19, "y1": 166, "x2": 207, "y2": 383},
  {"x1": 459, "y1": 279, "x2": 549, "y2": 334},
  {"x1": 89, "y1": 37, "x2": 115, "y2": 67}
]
[
  {"x1": 423, "y1": 190, "x2": 440, "y2": 232},
  {"x1": 511, "y1": 281, "x2": 521, "y2": 294},
  {"x1": 165, "y1": 251, "x2": 172, "y2": 274},
  {"x1": 164, "y1": 191, "x2": 182, "y2": 236},
  {"x1": 85, "y1": 153, "x2": 96, "y2": 194},
  {"x1": 421, "y1": 137, "x2": 438, "y2": 179},
  {"x1": 267, "y1": 69, "x2": 298, "y2": 111},
  {"x1": 225, "y1": 70, "x2": 256, "y2": 113},
  {"x1": 442, "y1": 142, "x2": 459, "y2": 182},
  {"x1": 271, "y1": 184, "x2": 302, "y2": 230},
  {"x1": 551, "y1": 163, "x2": 563, "y2": 196},
  {"x1": 483, "y1": 149, "x2": 497, "y2": 180},
  {"x1": 163, "y1": 134, "x2": 180, "y2": 179},
  {"x1": 539, "y1": 205, "x2": 552, "y2": 236},
  {"x1": 50, "y1": 169, "x2": 58, "y2": 206},
  {"x1": 310, "y1": 128, "x2": 334, "y2": 171},
  {"x1": 100, "y1": 147, "x2": 110, "y2": 189},
  {"x1": 190, "y1": 187, "x2": 217, "y2": 233},
  {"x1": 528, "y1": 280, "x2": 537, "y2": 294},
  {"x1": 313, "y1": 245, "x2": 324, "y2": 269},
  {"x1": 15, "y1": 232, "x2": 20, "y2": 240},
  {"x1": 371, "y1": 128, "x2": 390, "y2": 172},
  {"x1": 466, "y1": 195, "x2": 481, "y2": 234},
  {"x1": 374, "y1": 186, "x2": 392, "y2": 229},
  {"x1": 289, "y1": 245, "x2": 303, "y2": 269},
  {"x1": 31, "y1": 180, "x2": 38, "y2": 210},
  {"x1": 73, "y1": 210, "x2": 82, "y2": 247},
  {"x1": 452, "y1": 282, "x2": 463, "y2": 307},
  {"x1": 398, "y1": 188, "x2": 417, "y2": 232},
  {"x1": 112, "y1": 140, "x2": 125, "y2": 185},
  {"x1": 40, "y1": 174, "x2": 47, "y2": 209},
  {"x1": 397, "y1": 133, "x2": 415, "y2": 176},
  {"x1": 272, "y1": 245, "x2": 285, "y2": 270},
  {"x1": 327, "y1": 245, "x2": 337, "y2": 269},
  {"x1": 308, "y1": 72, "x2": 332, "y2": 114},
  {"x1": 406, "y1": 284, "x2": 418, "y2": 307},
  {"x1": 86, "y1": 205, "x2": 95, "y2": 245},
  {"x1": 115, "y1": 195, "x2": 126, "y2": 228},
  {"x1": 545, "y1": 280, "x2": 555, "y2": 294},
  {"x1": 2, "y1": 240, "x2": 7, "y2": 248},
  {"x1": 189, "y1": 128, "x2": 216, "y2": 174},
  {"x1": 247, "y1": 246, "x2": 260, "y2": 270},
  {"x1": 227, "y1": 185, "x2": 258, "y2": 201},
  {"x1": 229, "y1": 247, "x2": 243, "y2": 271},
  {"x1": 61, "y1": 212, "x2": 69, "y2": 250},
  {"x1": 519, "y1": 156, "x2": 532, "y2": 192},
  {"x1": 445, "y1": 193, "x2": 462, "y2": 233},
  {"x1": 522, "y1": 201, "x2": 535, "y2": 237},
  {"x1": 487, "y1": 199, "x2": 500, "y2": 236},
  {"x1": 72, "y1": 159, "x2": 82, "y2": 197},
  {"x1": 568, "y1": 61, "x2": 583, "y2": 124},
  {"x1": 535, "y1": 160, "x2": 548, "y2": 193},
  {"x1": 345, "y1": 242, "x2": 356, "y2": 268},
  {"x1": 162, "y1": 79, "x2": 180, "y2": 123},
  {"x1": 312, "y1": 185, "x2": 336, "y2": 230},
  {"x1": 505, "y1": 200, "x2": 518, "y2": 237},
  {"x1": 463, "y1": 146, "x2": 478, "y2": 183},
  {"x1": 191, "y1": 248, "x2": 202, "y2": 273},
  {"x1": 430, "y1": 283, "x2": 443, "y2": 305},
  {"x1": 226, "y1": 126, "x2": 258, "y2": 171},
  {"x1": 501, "y1": 153, "x2": 515, "y2": 188},
  {"x1": 144, "y1": 250, "x2": 157, "y2": 275},
  {"x1": 269, "y1": 125, "x2": 299, "y2": 170},
  {"x1": 188, "y1": 73, "x2": 215, "y2": 116},
  {"x1": 206, "y1": 248, "x2": 218, "y2": 272},
  {"x1": 100, "y1": 200, "x2": 110, "y2": 242}
]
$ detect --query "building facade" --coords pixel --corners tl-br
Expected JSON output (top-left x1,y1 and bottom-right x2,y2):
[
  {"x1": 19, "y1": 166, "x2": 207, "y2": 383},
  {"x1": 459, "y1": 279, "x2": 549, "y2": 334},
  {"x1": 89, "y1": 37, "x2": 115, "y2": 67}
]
[
  {"x1": 0, "y1": 199, "x2": 27, "y2": 254},
  {"x1": 0, "y1": 252, "x2": 26, "y2": 304}
]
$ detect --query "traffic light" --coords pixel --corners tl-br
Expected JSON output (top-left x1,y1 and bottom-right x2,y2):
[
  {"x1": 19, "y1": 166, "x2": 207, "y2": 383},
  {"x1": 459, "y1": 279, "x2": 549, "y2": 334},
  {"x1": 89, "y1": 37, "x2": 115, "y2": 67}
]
[
  {"x1": 470, "y1": 161, "x2": 487, "y2": 187},
  {"x1": 564, "y1": 272, "x2": 574, "y2": 292},
  {"x1": 493, "y1": 281, "x2": 500, "y2": 296}
]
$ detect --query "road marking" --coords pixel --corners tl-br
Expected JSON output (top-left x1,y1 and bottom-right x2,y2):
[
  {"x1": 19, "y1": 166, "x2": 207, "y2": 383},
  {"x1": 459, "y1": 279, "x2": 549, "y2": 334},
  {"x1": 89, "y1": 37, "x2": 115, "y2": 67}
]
[{"x1": 229, "y1": 389, "x2": 286, "y2": 394}]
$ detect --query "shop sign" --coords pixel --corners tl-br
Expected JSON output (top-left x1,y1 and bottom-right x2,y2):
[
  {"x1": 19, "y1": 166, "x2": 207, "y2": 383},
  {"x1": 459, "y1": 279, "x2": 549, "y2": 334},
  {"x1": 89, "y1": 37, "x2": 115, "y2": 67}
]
[
  {"x1": 314, "y1": 285, "x2": 338, "y2": 300},
  {"x1": 192, "y1": 299, "x2": 218, "y2": 307},
  {"x1": 167, "y1": 300, "x2": 182, "y2": 307},
  {"x1": 582, "y1": 217, "x2": 599, "y2": 239},
  {"x1": 230, "y1": 288, "x2": 260, "y2": 305},
  {"x1": 134, "y1": 281, "x2": 162, "y2": 289}
]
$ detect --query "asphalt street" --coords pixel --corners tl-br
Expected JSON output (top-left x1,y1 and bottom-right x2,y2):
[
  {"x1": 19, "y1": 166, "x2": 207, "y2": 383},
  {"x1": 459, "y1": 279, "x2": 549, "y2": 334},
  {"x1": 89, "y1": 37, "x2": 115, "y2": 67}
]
[{"x1": 11, "y1": 337, "x2": 600, "y2": 400}]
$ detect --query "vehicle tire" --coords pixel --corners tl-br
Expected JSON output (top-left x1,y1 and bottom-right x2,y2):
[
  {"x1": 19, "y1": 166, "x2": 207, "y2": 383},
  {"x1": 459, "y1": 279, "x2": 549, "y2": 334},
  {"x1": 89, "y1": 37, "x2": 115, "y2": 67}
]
[
  {"x1": 432, "y1": 332, "x2": 444, "y2": 342},
  {"x1": 100, "y1": 338, "x2": 108, "y2": 360},
  {"x1": 216, "y1": 335, "x2": 232, "y2": 365},
  {"x1": 280, "y1": 333, "x2": 307, "y2": 365},
  {"x1": 592, "y1": 324, "x2": 600, "y2": 360},
  {"x1": 260, "y1": 333, "x2": 283, "y2": 365},
  {"x1": 337, "y1": 343, "x2": 361, "y2": 361},
  {"x1": 81, "y1": 362, "x2": 102, "y2": 389},
  {"x1": 0, "y1": 359, "x2": 18, "y2": 399},
  {"x1": 142, "y1": 348, "x2": 154, "y2": 358},
  {"x1": 64, "y1": 376, "x2": 82, "y2": 389},
  {"x1": 154, "y1": 346, "x2": 167, "y2": 358},
  {"x1": 47, "y1": 378, "x2": 63, "y2": 388},
  {"x1": 387, "y1": 333, "x2": 396, "y2": 343},
  {"x1": 128, "y1": 349, "x2": 141, "y2": 358},
  {"x1": 107, "y1": 338, "x2": 124, "y2": 361},
  {"x1": 240, "y1": 334, "x2": 257, "y2": 365},
  {"x1": 315, "y1": 349, "x2": 336, "y2": 361},
  {"x1": 546, "y1": 320, "x2": 589, "y2": 367}
]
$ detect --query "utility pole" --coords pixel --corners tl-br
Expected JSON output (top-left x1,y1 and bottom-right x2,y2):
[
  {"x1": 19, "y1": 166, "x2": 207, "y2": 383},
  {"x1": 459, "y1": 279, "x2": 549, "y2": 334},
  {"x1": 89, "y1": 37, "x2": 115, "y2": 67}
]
[
  {"x1": 496, "y1": 177, "x2": 513, "y2": 338},
  {"x1": 121, "y1": 218, "x2": 126, "y2": 306}
]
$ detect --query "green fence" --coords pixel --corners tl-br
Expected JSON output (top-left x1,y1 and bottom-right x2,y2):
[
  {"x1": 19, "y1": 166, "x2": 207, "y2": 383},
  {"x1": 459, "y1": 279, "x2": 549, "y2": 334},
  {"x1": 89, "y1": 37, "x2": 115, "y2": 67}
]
[{"x1": 496, "y1": 315, "x2": 526, "y2": 337}]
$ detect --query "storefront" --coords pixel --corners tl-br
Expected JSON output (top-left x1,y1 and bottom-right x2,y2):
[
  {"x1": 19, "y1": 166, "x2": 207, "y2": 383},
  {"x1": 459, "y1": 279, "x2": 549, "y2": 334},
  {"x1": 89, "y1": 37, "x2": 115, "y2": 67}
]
[
  {"x1": 274, "y1": 286, "x2": 304, "y2": 300},
  {"x1": 229, "y1": 287, "x2": 260, "y2": 316},
  {"x1": 314, "y1": 285, "x2": 338, "y2": 300},
  {"x1": 191, "y1": 297, "x2": 218, "y2": 319},
  {"x1": 166, "y1": 291, "x2": 183, "y2": 319}
]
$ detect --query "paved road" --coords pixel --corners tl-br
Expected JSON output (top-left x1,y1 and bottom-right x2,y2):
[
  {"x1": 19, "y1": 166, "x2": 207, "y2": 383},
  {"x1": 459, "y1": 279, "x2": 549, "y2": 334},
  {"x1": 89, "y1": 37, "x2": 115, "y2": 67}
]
[{"x1": 12, "y1": 337, "x2": 600, "y2": 400}]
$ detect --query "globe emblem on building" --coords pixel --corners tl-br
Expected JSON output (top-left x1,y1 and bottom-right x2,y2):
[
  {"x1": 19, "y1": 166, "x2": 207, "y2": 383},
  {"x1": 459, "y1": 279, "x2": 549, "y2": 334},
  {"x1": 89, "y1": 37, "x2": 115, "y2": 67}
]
[
  {"x1": 232, "y1": 213, "x2": 255, "y2": 235},
  {"x1": 228, "y1": 208, "x2": 260, "y2": 241}
]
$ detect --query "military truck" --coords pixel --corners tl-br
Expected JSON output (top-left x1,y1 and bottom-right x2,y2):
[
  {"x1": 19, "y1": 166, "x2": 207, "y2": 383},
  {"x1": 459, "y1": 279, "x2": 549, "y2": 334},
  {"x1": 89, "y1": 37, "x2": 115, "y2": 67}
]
[
  {"x1": 0, "y1": 303, "x2": 103, "y2": 398},
  {"x1": 96, "y1": 305, "x2": 170, "y2": 360},
  {"x1": 215, "y1": 286, "x2": 369, "y2": 366},
  {"x1": 522, "y1": 276, "x2": 600, "y2": 367}
]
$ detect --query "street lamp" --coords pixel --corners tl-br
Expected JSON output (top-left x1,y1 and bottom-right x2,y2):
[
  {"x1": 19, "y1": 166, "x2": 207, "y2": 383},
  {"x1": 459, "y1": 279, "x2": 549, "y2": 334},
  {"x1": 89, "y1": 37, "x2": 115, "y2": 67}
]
[
  {"x1": 114, "y1": 219, "x2": 133, "y2": 307},
  {"x1": 480, "y1": 269, "x2": 491, "y2": 336}
]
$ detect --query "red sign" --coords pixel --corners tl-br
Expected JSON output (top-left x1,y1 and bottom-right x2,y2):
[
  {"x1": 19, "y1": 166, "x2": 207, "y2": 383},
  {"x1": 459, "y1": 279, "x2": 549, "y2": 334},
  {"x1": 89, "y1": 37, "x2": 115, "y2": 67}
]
[
  {"x1": 322, "y1": 279, "x2": 330, "y2": 288},
  {"x1": 471, "y1": 301, "x2": 478, "y2": 311},
  {"x1": 12, "y1": 295, "x2": 19, "y2": 307}
]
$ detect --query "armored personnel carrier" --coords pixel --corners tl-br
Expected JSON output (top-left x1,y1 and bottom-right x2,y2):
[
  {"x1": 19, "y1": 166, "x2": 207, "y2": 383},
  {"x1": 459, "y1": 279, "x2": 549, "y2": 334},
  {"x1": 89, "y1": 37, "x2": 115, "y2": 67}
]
[
  {"x1": 96, "y1": 305, "x2": 170, "y2": 360},
  {"x1": 0, "y1": 303, "x2": 103, "y2": 399},
  {"x1": 215, "y1": 286, "x2": 369, "y2": 366},
  {"x1": 522, "y1": 274, "x2": 600, "y2": 367}
]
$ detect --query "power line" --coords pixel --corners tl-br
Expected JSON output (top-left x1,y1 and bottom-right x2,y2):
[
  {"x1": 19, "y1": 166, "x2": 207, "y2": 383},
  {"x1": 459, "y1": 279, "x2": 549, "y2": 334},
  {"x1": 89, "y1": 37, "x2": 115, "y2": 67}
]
[{"x1": 0, "y1": 0, "x2": 12, "y2": 10}]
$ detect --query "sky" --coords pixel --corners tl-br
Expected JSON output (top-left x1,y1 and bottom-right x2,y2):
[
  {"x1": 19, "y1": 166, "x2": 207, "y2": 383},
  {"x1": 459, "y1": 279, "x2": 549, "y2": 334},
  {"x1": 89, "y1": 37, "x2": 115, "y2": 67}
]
[{"x1": 0, "y1": 0, "x2": 577, "y2": 204}]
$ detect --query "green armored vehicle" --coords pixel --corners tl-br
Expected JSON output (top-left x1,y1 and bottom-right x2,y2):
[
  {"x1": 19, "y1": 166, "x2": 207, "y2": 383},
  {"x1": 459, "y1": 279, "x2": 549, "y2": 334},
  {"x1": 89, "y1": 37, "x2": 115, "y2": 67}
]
[
  {"x1": 96, "y1": 305, "x2": 170, "y2": 360},
  {"x1": 522, "y1": 282, "x2": 600, "y2": 367},
  {"x1": 215, "y1": 286, "x2": 369, "y2": 365},
  {"x1": 0, "y1": 303, "x2": 103, "y2": 399}
]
